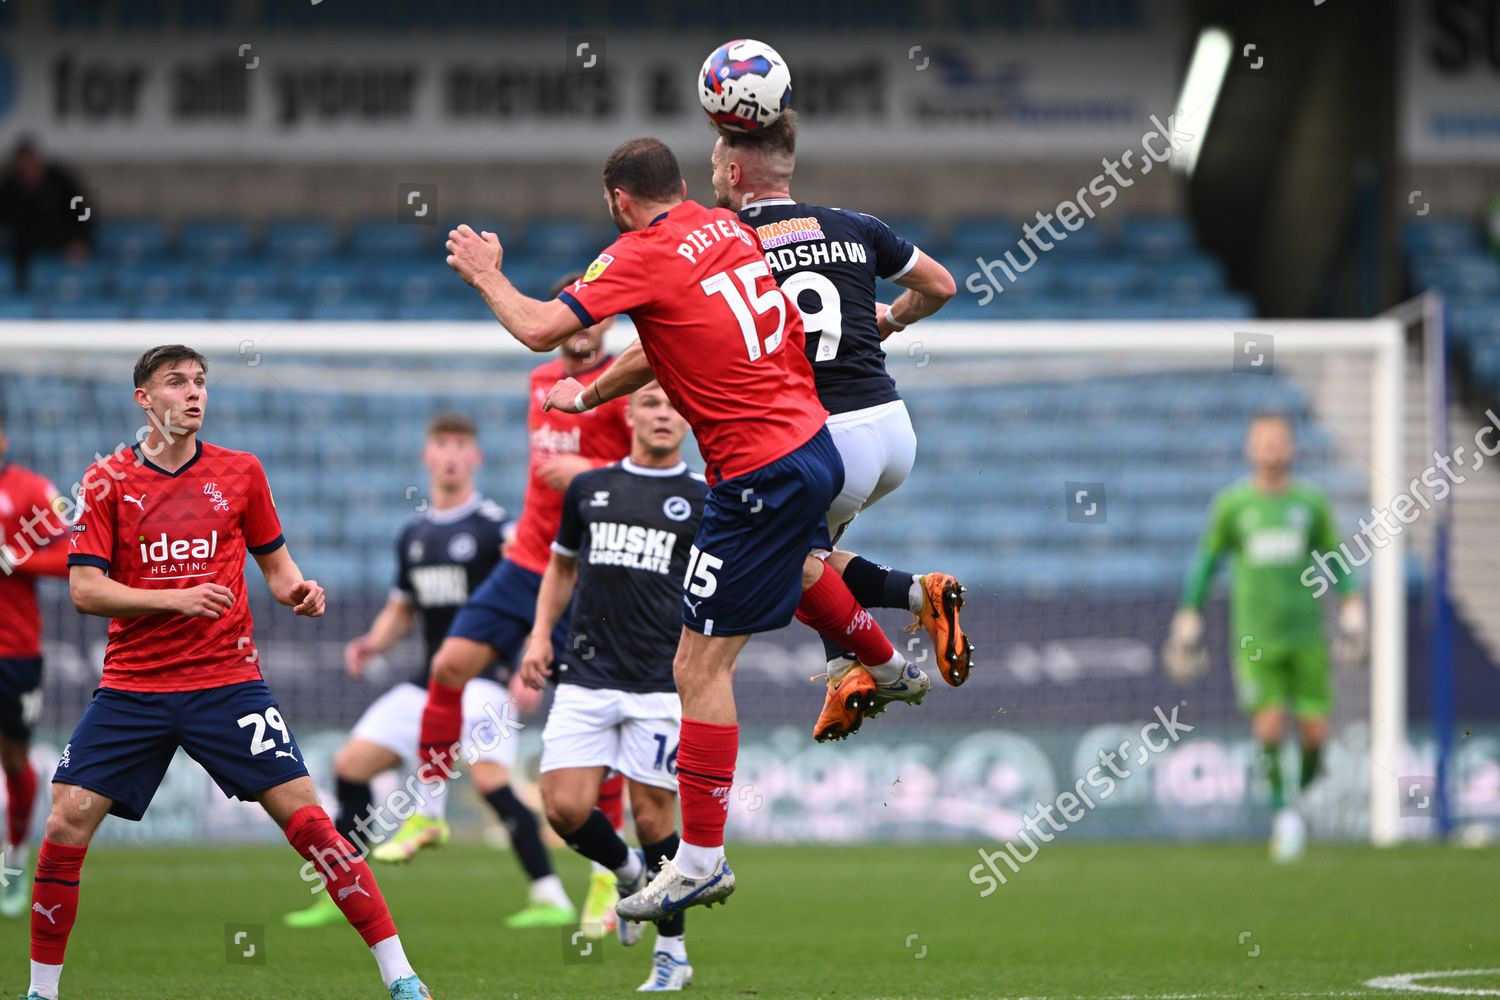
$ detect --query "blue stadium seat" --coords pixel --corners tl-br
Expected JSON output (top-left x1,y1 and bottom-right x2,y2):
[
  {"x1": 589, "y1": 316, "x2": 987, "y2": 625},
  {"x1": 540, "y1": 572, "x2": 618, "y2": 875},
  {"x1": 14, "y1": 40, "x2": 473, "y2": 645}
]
[
  {"x1": 27, "y1": 260, "x2": 112, "y2": 300},
  {"x1": 264, "y1": 221, "x2": 340, "y2": 262},
  {"x1": 350, "y1": 221, "x2": 439, "y2": 257},
  {"x1": 118, "y1": 260, "x2": 199, "y2": 305},
  {"x1": 178, "y1": 221, "x2": 254, "y2": 262},
  {"x1": 1120, "y1": 216, "x2": 1195, "y2": 258},
  {"x1": 97, "y1": 220, "x2": 169, "y2": 260},
  {"x1": 520, "y1": 220, "x2": 607, "y2": 260},
  {"x1": 0, "y1": 299, "x2": 42, "y2": 319},
  {"x1": 221, "y1": 300, "x2": 300, "y2": 322},
  {"x1": 948, "y1": 217, "x2": 1016, "y2": 257},
  {"x1": 1414, "y1": 255, "x2": 1500, "y2": 299},
  {"x1": 200, "y1": 261, "x2": 285, "y2": 303},
  {"x1": 308, "y1": 301, "x2": 391, "y2": 321},
  {"x1": 46, "y1": 299, "x2": 132, "y2": 320},
  {"x1": 1406, "y1": 219, "x2": 1484, "y2": 257},
  {"x1": 133, "y1": 298, "x2": 218, "y2": 321},
  {"x1": 394, "y1": 298, "x2": 494, "y2": 321}
]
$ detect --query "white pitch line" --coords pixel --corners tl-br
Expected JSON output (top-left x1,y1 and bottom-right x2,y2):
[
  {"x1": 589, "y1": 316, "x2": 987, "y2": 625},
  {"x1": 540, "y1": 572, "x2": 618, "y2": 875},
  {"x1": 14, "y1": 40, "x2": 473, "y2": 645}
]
[{"x1": 1366, "y1": 969, "x2": 1500, "y2": 996}]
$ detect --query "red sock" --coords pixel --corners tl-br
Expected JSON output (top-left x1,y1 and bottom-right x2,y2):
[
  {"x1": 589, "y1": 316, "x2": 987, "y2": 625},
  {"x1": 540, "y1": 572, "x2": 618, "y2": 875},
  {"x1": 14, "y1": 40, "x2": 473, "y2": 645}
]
[
  {"x1": 597, "y1": 772, "x2": 626, "y2": 831},
  {"x1": 675, "y1": 719, "x2": 737, "y2": 849},
  {"x1": 285, "y1": 806, "x2": 397, "y2": 947},
  {"x1": 418, "y1": 678, "x2": 465, "y2": 777},
  {"x1": 7, "y1": 763, "x2": 36, "y2": 846},
  {"x1": 796, "y1": 564, "x2": 895, "y2": 666},
  {"x1": 31, "y1": 839, "x2": 86, "y2": 965}
]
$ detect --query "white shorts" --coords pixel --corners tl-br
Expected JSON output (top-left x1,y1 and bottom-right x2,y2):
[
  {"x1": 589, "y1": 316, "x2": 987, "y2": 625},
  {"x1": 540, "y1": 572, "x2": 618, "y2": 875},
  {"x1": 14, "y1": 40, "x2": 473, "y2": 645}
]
[
  {"x1": 539, "y1": 684, "x2": 683, "y2": 792},
  {"x1": 351, "y1": 679, "x2": 518, "y2": 770},
  {"x1": 825, "y1": 399, "x2": 918, "y2": 541}
]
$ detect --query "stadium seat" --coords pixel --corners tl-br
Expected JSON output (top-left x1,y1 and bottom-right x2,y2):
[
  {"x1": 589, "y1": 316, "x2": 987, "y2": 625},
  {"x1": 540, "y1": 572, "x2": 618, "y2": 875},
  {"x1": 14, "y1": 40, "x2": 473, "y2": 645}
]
[
  {"x1": 1120, "y1": 216, "x2": 1196, "y2": 258},
  {"x1": 178, "y1": 221, "x2": 254, "y2": 262},
  {"x1": 221, "y1": 300, "x2": 300, "y2": 321},
  {"x1": 133, "y1": 298, "x2": 218, "y2": 321},
  {"x1": 308, "y1": 301, "x2": 391, "y2": 321},
  {"x1": 97, "y1": 220, "x2": 170, "y2": 260},
  {"x1": 1406, "y1": 218, "x2": 1484, "y2": 257},
  {"x1": 47, "y1": 299, "x2": 132, "y2": 321},
  {"x1": 264, "y1": 221, "x2": 341, "y2": 262},
  {"x1": 350, "y1": 220, "x2": 439, "y2": 257},
  {"x1": 0, "y1": 299, "x2": 42, "y2": 320},
  {"x1": 26, "y1": 259, "x2": 112, "y2": 300}
]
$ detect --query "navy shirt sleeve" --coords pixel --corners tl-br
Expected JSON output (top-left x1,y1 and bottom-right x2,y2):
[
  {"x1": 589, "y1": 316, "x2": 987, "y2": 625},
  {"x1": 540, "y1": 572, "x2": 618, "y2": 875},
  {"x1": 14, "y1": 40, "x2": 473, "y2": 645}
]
[
  {"x1": 860, "y1": 212, "x2": 919, "y2": 280},
  {"x1": 552, "y1": 476, "x2": 587, "y2": 556},
  {"x1": 393, "y1": 523, "x2": 414, "y2": 597}
]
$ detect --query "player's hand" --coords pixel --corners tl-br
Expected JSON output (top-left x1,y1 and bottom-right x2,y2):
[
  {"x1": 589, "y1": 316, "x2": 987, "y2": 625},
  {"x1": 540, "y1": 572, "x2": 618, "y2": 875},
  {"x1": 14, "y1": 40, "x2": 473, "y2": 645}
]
[
  {"x1": 171, "y1": 583, "x2": 236, "y2": 619},
  {"x1": 345, "y1": 635, "x2": 378, "y2": 677},
  {"x1": 445, "y1": 224, "x2": 503, "y2": 285},
  {"x1": 518, "y1": 634, "x2": 554, "y2": 692},
  {"x1": 508, "y1": 669, "x2": 543, "y2": 714},
  {"x1": 538, "y1": 455, "x2": 594, "y2": 492},
  {"x1": 542, "y1": 377, "x2": 587, "y2": 414},
  {"x1": 1162, "y1": 607, "x2": 1207, "y2": 684},
  {"x1": 1335, "y1": 598, "x2": 1368, "y2": 666},
  {"x1": 289, "y1": 579, "x2": 326, "y2": 617},
  {"x1": 874, "y1": 302, "x2": 900, "y2": 341}
]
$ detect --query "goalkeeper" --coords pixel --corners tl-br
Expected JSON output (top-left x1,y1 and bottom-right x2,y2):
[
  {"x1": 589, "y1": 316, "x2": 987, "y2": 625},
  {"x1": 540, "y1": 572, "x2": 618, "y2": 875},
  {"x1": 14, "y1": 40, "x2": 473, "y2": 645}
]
[{"x1": 1163, "y1": 412, "x2": 1366, "y2": 861}]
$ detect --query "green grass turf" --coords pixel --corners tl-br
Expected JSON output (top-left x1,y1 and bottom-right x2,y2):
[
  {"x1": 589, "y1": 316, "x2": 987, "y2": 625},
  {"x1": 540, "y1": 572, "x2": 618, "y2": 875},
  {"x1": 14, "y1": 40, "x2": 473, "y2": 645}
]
[{"x1": 0, "y1": 842, "x2": 1495, "y2": 999}]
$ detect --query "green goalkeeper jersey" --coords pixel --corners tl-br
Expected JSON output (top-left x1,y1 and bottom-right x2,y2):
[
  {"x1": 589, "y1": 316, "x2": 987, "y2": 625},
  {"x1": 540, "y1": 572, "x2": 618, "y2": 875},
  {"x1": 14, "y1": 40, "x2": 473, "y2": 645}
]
[{"x1": 1180, "y1": 479, "x2": 1355, "y2": 647}]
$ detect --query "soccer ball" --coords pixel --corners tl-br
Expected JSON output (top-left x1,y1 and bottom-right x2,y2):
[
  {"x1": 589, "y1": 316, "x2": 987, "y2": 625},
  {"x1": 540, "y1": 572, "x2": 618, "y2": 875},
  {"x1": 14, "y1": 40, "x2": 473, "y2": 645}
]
[{"x1": 698, "y1": 39, "x2": 792, "y2": 133}]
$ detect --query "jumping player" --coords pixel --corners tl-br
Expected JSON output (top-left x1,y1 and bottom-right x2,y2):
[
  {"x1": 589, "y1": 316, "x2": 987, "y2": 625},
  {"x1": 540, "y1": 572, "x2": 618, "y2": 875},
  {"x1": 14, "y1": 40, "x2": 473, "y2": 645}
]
[
  {"x1": 521, "y1": 382, "x2": 705, "y2": 991},
  {"x1": 414, "y1": 281, "x2": 633, "y2": 929},
  {"x1": 284, "y1": 413, "x2": 545, "y2": 930},
  {"x1": 444, "y1": 136, "x2": 919, "y2": 920},
  {"x1": 37, "y1": 345, "x2": 429, "y2": 1000},
  {"x1": 1164, "y1": 412, "x2": 1366, "y2": 862},
  {"x1": 0, "y1": 415, "x2": 70, "y2": 920},
  {"x1": 709, "y1": 111, "x2": 972, "y2": 725}
]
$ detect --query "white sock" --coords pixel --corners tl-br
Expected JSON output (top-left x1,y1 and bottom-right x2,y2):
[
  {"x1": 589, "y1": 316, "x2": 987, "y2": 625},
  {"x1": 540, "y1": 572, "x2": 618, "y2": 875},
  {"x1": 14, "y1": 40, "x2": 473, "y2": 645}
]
[
  {"x1": 614, "y1": 850, "x2": 643, "y2": 884},
  {"x1": 590, "y1": 860, "x2": 611, "y2": 876},
  {"x1": 28, "y1": 961, "x2": 62, "y2": 1000},
  {"x1": 864, "y1": 651, "x2": 906, "y2": 685},
  {"x1": 530, "y1": 873, "x2": 571, "y2": 909},
  {"x1": 673, "y1": 841, "x2": 723, "y2": 879},
  {"x1": 907, "y1": 576, "x2": 924, "y2": 615},
  {"x1": 370, "y1": 936, "x2": 415, "y2": 988},
  {"x1": 655, "y1": 933, "x2": 687, "y2": 962},
  {"x1": 415, "y1": 777, "x2": 448, "y2": 821}
]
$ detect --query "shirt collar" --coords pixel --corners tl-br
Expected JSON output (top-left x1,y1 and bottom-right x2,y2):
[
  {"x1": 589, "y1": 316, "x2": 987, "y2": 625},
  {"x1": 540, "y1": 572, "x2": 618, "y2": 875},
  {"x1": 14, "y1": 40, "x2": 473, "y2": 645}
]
[{"x1": 622, "y1": 458, "x2": 687, "y2": 478}]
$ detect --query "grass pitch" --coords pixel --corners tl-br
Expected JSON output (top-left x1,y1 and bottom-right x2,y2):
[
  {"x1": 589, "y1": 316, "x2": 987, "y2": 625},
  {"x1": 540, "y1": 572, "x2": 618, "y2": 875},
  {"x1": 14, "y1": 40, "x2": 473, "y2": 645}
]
[{"x1": 0, "y1": 842, "x2": 1494, "y2": 998}]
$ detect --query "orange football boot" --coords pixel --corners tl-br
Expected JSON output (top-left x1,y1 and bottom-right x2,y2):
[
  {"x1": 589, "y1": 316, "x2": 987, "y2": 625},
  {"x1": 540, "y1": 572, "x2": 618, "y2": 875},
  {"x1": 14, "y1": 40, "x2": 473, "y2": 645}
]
[
  {"x1": 905, "y1": 572, "x2": 974, "y2": 686},
  {"x1": 813, "y1": 664, "x2": 878, "y2": 743}
]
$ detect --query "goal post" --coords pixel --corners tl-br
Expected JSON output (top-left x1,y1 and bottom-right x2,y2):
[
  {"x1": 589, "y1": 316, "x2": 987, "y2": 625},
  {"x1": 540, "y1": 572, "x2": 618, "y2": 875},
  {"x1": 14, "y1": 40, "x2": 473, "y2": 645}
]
[{"x1": 0, "y1": 319, "x2": 1409, "y2": 846}]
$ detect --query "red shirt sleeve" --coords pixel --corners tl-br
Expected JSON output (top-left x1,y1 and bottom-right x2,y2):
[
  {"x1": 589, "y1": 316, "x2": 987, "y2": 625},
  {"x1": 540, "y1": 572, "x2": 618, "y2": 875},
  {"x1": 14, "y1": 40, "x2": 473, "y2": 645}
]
[
  {"x1": 68, "y1": 462, "x2": 119, "y2": 573},
  {"x1": 244, "y1": 458, "x2": 285, "y2": 555},
  {"x1": 15, "y1": 477, "x2": 70, "y2": 577},
  {"x1": 556, "y1": 239, "x2": 656, "y2": 326}
]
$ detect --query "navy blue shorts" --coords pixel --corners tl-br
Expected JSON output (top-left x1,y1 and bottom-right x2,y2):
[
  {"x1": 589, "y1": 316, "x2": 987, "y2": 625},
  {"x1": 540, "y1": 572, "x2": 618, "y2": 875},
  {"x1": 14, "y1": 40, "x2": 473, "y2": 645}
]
[
  {"x1": 683, "y1": 426, "x2": 844, "y2": 636},
  {"x1": 53, "y1": 680, "x2": 309, "y2": 822},
  {"x1": 0, "y1": 657, "x2": 44, "y2": 741},
  {"x1": 447, "y1": 559, "x2": 570, "y2": 667}
]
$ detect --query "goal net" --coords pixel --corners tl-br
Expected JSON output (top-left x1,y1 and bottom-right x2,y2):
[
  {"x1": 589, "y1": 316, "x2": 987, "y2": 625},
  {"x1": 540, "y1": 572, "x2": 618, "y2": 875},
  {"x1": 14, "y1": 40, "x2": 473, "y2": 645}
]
[{"x1": 0, "y1": 321, "x2": 1409, "y2": 848}]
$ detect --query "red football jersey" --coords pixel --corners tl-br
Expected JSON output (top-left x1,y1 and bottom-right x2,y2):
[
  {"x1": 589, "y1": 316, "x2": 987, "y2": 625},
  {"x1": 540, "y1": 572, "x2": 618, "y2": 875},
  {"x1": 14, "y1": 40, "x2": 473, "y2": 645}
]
[
  {"x1": 507, "y1": 357, "x2": 631, "y2": 575},
  {"x1": 558, "y1": 200, "x2": 828, "y2": 484},
  {"x1": 68, "y1": 441, "x2": 284, "y2": 693},
  {"x1": 0, "y1": 463, "x2": 69, "y2": 658}
]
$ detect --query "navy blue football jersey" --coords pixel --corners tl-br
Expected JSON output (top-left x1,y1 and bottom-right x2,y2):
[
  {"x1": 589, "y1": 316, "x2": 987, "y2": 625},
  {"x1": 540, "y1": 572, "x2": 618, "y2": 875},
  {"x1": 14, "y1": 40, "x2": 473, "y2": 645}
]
[
  {"x1": 393, "y1": 493, "x2": 510, "y2": 685},
  {"x1": 739, "y1": 198, "x2": 919, "y2": 415},
  {"x1": 551, "y1": 460, "x2": 706, "y2": 694}
]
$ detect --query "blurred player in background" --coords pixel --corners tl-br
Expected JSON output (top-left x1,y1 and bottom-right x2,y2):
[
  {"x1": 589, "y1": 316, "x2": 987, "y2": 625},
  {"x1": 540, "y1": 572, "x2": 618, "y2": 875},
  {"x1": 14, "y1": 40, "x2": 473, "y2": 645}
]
[
  {"x1": 285, "y1": 413, "x2": 542, "y2": 930},
  {"x1": 0, "y1": 415, "x2": 71, "y2": 920},
  {"x1": 710, "y1": 111, "x2": 973, "y2": 728},
  {"x1": 45, "y1": 345, "x2": 429, "y2": 1000},
  {"x1": 522, "y1": 382, "x2": 705, "y2": 991},
  {"x1": 444, "y1": 136, "x2": 919, "y2": 920},
  {"x1": 415, "y1": 279, "x2": 633, "y2": 929},
  {"x1": 1164, "y1": 411, "x2": 1366, "y2": 862}
]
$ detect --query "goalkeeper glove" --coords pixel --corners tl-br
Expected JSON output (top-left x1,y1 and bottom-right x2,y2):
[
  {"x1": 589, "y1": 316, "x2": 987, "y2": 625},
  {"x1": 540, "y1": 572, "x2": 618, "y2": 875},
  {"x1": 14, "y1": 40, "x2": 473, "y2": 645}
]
[
  {"x1": 1335, "y1": 598, "x2": 1368, "y2": 665},
  {"x1": 1162, "y1": 607, "x2": 1208, "y2": 684}
]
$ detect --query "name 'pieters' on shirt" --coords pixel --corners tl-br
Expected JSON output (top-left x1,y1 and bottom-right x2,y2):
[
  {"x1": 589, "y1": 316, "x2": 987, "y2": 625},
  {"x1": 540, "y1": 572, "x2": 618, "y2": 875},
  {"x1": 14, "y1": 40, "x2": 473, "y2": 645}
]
[
  {"x1": 550, "y1": 460, "x2": 706, "y2": 694},
  {"x1": 557, "y1": 200, "x2": 828, "y2": 485},
  {"x1": 67, "y1": 441, "x2": 284, "y2": 693}
]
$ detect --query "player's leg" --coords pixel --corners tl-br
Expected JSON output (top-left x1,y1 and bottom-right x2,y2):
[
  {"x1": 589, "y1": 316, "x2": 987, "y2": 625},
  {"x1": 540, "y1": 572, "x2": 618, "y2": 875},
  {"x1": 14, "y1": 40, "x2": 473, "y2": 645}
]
[
  {"x1": 183, "y1": 680, "x2": 430, "y2": 998},
  {"x1": 580, "y1": 771, "x2": 628, "y2": 938},
  {"x1": 358, "y1": 684, "x2": 454, "y2": 866},
  {"x1": 451, "y1": 676, "x2": 572, "y2": 925},
  {"x1": 29, "y1": 688, "x2": 176, "y2": 1000},
  {"x1": 418, "y1": 635, "x2": 497, "y2": 775},
  {"x1": 285, "y1": 735, "x2": 400, "y2": 928},
  {"x1": 0, "y1": 655, "x2": 44, "y2": 920},
  {"x1": 1243, "y1": 648, "x2": 1305, "y2": 862},
  {"x1": 1290, "y1": 643, "x2": 1333, "y2": 794}
]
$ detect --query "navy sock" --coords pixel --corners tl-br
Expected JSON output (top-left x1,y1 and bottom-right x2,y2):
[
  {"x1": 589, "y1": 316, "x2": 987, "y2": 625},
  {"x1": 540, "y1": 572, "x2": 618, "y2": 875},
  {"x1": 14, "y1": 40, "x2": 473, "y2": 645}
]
[
  {"x1": 485, "y1": 785, "x2": 554, "y2": 881},
  {"x1": 643, "y1": 832, "x2": 684, "y2": 938},
  {"x1": 334, "y1": 777, "x2": 371, "y2": 844},
  {"x1": 841, "y1": 555, "x2": 915, "y2": 611},
  {"x1": 562, "y1": 808, "x2": 629, "y2": 870}
]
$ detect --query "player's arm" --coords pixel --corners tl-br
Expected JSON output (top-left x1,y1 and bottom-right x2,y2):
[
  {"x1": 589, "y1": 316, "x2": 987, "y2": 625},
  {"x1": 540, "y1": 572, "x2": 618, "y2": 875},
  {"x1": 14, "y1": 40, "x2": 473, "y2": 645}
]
[
  {"x1": 519, "y1": 550, "x2": 580, "y2": 691},
  {"x1": 878, "y1": 253, "x2": 957, "y2": 340},
  {"x1": 1312, "y1": 492, "x2": 1367, "y2": 662},
  {"x1": 0, "y1": 489, "x2": 72, "y2": 578},
  {"x1": 252, "y1": 546, "x2": 325, "y2": 617},
  {"x1": 69, "y1": 565, "x2": 235, "y2": 620},
  {"x1": 346, "y1": 594, "x2": 416, "y2": 677},
  {"x1": 1164, "y1": 493, "x2": 1232, "y2": 681},
  {"x1": 542, "y1": 339, "x2": 655, "y2": 414},
  {"x1": 446, "y1": 225, "x2": 585, "y2": 351}
]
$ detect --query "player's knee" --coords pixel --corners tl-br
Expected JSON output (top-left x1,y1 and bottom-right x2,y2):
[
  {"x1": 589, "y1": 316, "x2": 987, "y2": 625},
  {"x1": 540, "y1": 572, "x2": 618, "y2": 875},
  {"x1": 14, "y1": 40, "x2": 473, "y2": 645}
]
[
  {"x1": 542, "y1": 794, "x2": 588, "y2": 836},
  {"x1": 44, "y1": 800, "x2": 94, "y2": 846},
  {"x1": 430, "y1": 653, "x2": 469, "y2": 688},
  {"x1": 801, "y1": 555, "x2": 825, "y2": 590},
  {"x1": 331, "y1": 744, "x2": 366, "y2": 781},
  {"x1": 632, "y1": 799, "x2": 673, "y2": 843}
]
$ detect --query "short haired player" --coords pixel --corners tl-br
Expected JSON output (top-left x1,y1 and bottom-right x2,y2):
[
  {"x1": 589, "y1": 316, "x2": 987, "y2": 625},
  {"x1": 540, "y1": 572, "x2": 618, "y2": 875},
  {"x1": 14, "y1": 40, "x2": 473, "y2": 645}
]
[
  {"x1": 710, "y1": 110, "x2": 972, "y2": 732},
  {"x1": 284, "y1": 413, "x2": 551, "y2": 930},
  {"x1": 521, "y1": 382, "x2": 705, "y2": 991},
  {"x1": 39, "y1": 345, "x2": 429, "y2": 1000},
  {"x1": 444, "y1": 136, "x2": 920, "y2": 922},
  {"x1": 414, "y1": 283, "x2": 633, "y2": 929},
  {"x1": 0, "y1": 415, "x2": 71, "y2": 920},
  {"x1": 1163, "y1": 412, "x2": 1366, "y2": 862}
]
